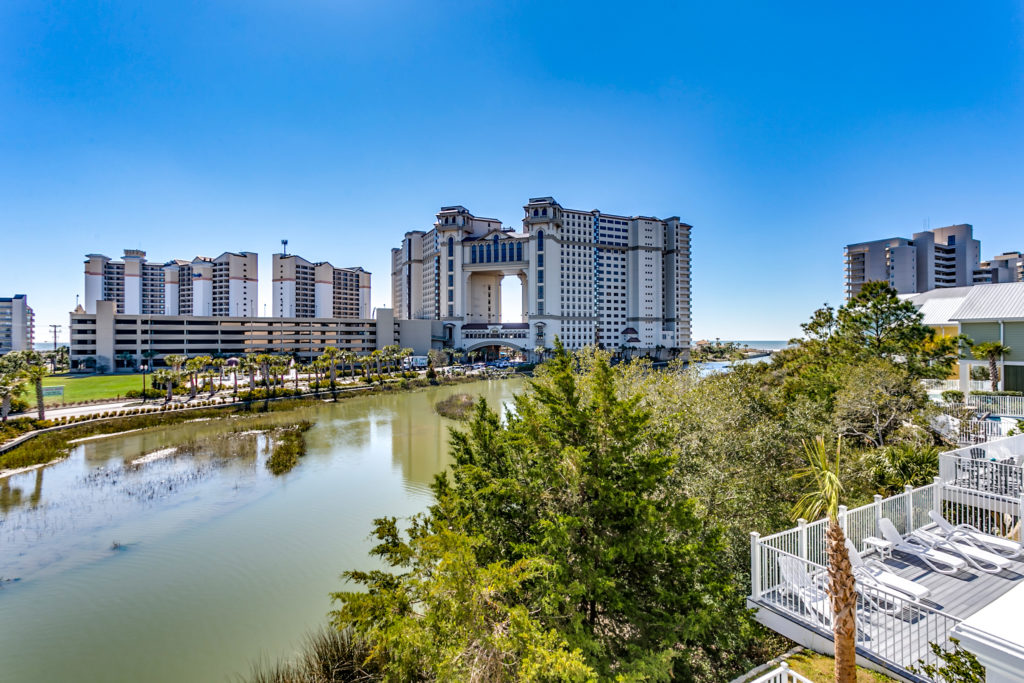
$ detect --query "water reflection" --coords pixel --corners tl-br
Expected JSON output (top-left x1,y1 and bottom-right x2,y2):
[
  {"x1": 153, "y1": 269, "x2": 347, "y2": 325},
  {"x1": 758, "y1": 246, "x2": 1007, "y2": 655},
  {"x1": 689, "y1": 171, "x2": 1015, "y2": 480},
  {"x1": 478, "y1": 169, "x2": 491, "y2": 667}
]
[{"x1": 0, "y1": 379, "x2": 522, "y2": 683}]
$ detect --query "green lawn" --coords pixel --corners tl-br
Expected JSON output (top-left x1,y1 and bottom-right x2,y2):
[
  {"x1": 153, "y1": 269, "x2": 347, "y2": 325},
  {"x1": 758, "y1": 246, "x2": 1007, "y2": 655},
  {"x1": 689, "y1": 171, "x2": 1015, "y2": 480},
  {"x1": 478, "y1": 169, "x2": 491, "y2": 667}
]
[
  {"x1": 785, "y1": 651, "x2": 895, "y2": 682},
  {"x1": 24, "y1": 373, "x2": 150, "y2": 404}
]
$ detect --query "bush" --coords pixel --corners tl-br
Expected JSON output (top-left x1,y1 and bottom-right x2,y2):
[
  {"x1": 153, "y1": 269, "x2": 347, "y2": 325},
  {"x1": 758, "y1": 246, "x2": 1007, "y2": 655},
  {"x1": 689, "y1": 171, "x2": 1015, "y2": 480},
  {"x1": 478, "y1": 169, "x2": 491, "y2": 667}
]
[
  {"x1": 434, "y1": 393, "x2": 477, "y2": 420},
  {"x1": 266, "y1": 421, "x2": 314, "y2": 475},
  {"x1": 124, "y1": 388, "x2": 164, "y2": 399},
  {"x1": 874, "y1": 443, "x2": 940, "y2": 494},
  {"x1": 941, "y1": 390, "x2": 965, "y2": 404},
  {"x1": 971, "y1": 390, "x2": 1023, "y2": 396}
]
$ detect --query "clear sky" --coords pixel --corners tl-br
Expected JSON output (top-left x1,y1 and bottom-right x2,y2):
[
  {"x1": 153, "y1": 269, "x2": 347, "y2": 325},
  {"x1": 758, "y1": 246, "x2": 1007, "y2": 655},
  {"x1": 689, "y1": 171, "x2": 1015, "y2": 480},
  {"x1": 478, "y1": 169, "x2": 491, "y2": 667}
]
[{"x1": 2, "y1": 1, "x2": 1023, "y2": 343}]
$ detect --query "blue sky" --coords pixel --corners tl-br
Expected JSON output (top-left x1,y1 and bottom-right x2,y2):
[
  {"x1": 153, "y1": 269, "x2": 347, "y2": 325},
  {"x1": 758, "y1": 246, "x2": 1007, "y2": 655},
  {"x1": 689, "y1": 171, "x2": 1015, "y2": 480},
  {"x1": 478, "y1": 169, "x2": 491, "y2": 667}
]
[{"x1": 2, "y1": 1, "x2": 1023, "y2": 342}]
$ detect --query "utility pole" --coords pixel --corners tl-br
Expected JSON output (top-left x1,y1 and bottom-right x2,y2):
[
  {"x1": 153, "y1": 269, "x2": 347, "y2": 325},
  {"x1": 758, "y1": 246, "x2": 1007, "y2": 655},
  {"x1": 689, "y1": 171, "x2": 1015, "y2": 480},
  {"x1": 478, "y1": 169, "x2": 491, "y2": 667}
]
[{"x1": 49, "y1": 324, "x2": 61, "y2": 372}]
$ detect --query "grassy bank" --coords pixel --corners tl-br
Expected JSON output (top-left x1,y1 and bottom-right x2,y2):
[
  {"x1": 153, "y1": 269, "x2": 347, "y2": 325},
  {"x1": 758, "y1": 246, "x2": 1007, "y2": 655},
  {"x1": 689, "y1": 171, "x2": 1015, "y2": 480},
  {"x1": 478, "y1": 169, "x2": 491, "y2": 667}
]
[{"x1": 2, "y1": 373, "x2": 517, "y2": 473}]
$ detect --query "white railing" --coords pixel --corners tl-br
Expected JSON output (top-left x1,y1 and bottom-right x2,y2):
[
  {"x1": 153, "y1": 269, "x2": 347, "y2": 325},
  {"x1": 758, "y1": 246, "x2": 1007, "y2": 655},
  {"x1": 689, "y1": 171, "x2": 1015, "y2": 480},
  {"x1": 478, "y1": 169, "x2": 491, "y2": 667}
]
[
  {"x1": 922, "y1": 379, "x2": 990, "y2": 393},
  {"x1": 745, "y1": 662, "x2": 814, "y2": 683},
  {"x1": 966, "y1": 394, "x2": 1024, "y2": 418},
  {"x1": 957, "y1": 418, "x2": 1005, "y2": 445},
  {"x1": 751, "y1": 471, "x2": 1024, "y2": 678},
  {"x1": 751, "y1": 529, "x2": 963, "y2": 675},
  {"x1": 923, "y1": 379, "x2": 961, "y2": 392}
]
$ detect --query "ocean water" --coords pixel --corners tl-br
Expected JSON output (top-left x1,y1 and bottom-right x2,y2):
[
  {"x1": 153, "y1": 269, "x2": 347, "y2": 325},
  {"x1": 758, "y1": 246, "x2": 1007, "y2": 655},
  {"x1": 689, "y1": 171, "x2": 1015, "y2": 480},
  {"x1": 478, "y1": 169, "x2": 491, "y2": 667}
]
[{"x1": 710, "y1": 340, "x2": 792, "y2": 351}]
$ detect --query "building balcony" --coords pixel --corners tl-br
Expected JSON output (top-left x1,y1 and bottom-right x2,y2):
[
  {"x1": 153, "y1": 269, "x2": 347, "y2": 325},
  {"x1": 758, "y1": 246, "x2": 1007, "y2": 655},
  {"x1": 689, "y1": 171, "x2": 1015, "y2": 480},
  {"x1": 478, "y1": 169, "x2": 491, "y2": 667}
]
[{"x1": 750, "y1": 432, "x2": 1024, "y2": 682}]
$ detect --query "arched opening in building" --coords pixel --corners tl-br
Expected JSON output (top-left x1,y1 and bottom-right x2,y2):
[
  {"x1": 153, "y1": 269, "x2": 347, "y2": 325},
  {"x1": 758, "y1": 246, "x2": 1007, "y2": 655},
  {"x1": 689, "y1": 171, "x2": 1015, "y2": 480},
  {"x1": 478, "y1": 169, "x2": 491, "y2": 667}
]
[{"x1": 499, "y1": 274, "x2": 525, "y2": 323}]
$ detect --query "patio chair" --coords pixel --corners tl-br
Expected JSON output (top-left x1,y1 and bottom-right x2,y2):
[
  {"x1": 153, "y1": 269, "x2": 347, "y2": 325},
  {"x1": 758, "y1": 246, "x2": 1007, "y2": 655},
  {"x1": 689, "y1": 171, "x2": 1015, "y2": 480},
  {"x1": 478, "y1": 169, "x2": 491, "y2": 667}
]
[
  {"x1": 845, "y1": 539, "x2": 930, "y2": 603},
  {"x1": 928, "y1": 510, "x2": 1023, "y2": 559},
  {"x1": 777, "y1": 555, "x2": 832, "y2": 629},
  {"x1": 878, "y1": 518, "x2": 967, "y2": 575},
  {"x1": 777, "y1": 555, "x2": 874, "y2": 631},
  {"x1": 911, "y1": 525, "x2": 1009, "y2": 573}
]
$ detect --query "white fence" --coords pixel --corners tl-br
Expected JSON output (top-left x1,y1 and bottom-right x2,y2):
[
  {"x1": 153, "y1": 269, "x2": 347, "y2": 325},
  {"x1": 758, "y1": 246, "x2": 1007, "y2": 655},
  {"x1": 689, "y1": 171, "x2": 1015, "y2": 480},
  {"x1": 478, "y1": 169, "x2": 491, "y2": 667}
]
[
  {"x1": 744, "y1": 662, "x2": 814, "y2": 683},
  {"x1": 751, "y1": 446, "x2": 1024, "y2": 678},
  {"x1": 965, "y1": 393, "x2": 1024, "y2": 418},
  {"x1": 923, "y1": 379, "x2": 990, "y2": 393}
]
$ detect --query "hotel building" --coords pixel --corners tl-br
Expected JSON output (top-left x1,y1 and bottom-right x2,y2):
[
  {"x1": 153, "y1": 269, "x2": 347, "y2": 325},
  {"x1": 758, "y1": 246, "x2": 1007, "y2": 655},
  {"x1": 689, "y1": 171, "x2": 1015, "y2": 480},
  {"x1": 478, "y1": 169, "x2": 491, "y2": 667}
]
[
  {"x1": 0, "y1": 294, "x2": 34, "y2": 354},
  {"x1": 844, "y1": 224, "x2": 981, "y2": 299},
  {"x1": 69, "y1": 302, "x2": 437, "y2": 371},
  {"x1": 391, "y1": 197, "x2": 691, "y2": 357},
  {"x1": 272, "y1": 254, "x2": 371, "y2": 319},
  {"x1": 974, "y1": 251, "x2": 1024, "y2": 285},
  {"x1": 84, "y1": 250, "x2": 258, "y2": 317}
]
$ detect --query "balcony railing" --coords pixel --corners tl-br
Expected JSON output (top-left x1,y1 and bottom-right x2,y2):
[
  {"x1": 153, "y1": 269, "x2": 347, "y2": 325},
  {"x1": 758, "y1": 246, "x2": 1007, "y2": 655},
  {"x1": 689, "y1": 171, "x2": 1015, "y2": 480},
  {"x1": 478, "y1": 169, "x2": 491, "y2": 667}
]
[{"x1": 751, "y1": 434, "x2": 1024, "y2": 679}]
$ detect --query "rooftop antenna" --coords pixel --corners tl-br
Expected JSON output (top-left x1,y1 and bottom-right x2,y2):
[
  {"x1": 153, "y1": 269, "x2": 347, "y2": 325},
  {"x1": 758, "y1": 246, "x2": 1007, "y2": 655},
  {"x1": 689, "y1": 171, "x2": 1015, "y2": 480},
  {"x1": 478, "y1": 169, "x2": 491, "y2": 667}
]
[{"x1": 281, "y1": 239, "x2": 288, "y2": 256}]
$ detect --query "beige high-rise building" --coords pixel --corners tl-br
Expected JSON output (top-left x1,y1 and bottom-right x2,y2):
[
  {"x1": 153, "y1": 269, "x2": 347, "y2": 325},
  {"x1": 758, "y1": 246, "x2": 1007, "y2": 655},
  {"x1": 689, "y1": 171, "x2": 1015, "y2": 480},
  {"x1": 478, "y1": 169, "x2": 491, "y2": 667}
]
[
  {"x1": 391, "y1": 198, "x2": 691, "y2": 358},
  {"x1": 0, "y1": 294, "x2": 34, "y2": 354},
  {"x1": 84, "y1": 249, "x2": 257, "y2": 317},
  {"x1": 272, "y1": 253, "x2": 371, "y2": 319}
]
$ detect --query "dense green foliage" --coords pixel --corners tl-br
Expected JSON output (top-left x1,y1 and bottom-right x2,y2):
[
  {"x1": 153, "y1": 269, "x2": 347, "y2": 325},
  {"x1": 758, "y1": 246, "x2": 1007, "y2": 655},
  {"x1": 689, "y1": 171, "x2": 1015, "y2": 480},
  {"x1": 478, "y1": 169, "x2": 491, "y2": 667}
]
[
  {"x1": 911, "y1": 638, "x2": 985, "y2": 682},
  {"x1": 307, "y1": 283, "x2": 961, "y2": 681},
  {"x1": 265, "y1": 421, "x2": 314, "y2": 475},
  {"x1": 432, "y1": 393, "x2": 477, "y2": 420},
  {"x1": 333, "y1": 344, "x2": 752, "y2": 681}
]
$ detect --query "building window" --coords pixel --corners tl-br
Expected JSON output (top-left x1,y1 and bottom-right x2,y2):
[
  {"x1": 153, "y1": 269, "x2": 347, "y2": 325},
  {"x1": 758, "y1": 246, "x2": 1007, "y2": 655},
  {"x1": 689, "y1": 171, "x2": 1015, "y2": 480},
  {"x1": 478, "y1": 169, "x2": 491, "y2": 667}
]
[
  {"x1": 538, "y1": 254, "x2": 544, "y2": 267},
  {"x1": 501, "y1": 242, "x2": 507, "y2": 261},
  {"x1": 448, "y1": 290, "x2": 453, "y2": 302},
  {"x1": 448, "y1": 274, "x2": 454, "y2": 287},
  {"x1": 516, "y1": 242, "x2": 523, "y2": 261},
  {"x1": 537, "y1": 231, "x2": 544, "y2": 251},
  {"x1": 471, "y1": 245, "x2": 477, "y2": 263},
  {"x1": 538, "y1": 285, "x2": 544, "y2": 299},
  {"x1": 447, "y1": 237, "x2": 454, "y2": 257},
  {"x1": 538, "y1": 270, "x2": 544, "y2": 283},
  {"x1": 486, "y1": 245, "x2": 492, "y2": 263}
]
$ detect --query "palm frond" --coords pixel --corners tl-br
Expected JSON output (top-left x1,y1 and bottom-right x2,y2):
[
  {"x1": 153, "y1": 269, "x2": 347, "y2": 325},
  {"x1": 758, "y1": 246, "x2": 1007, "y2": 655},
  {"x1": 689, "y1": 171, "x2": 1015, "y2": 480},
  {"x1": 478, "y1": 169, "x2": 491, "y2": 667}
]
[{"x1": 790, "y1": 436, "x2": 844, "y2": 522}]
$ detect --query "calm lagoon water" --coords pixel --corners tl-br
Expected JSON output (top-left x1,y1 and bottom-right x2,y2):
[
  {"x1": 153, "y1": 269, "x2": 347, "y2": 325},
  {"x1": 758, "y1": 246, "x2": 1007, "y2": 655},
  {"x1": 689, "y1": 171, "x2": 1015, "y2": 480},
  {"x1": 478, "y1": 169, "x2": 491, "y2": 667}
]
[{"x1": 0, "y1": 379, "x2": 522, "y2": 683}]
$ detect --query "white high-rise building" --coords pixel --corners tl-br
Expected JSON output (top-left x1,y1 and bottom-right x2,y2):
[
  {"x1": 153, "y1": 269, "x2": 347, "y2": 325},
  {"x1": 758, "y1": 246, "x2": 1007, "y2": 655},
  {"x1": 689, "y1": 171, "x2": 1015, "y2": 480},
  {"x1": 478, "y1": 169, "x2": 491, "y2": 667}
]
[
  {"x1": 845, "y1": 224, "x2": 981, "y2": 299},
  {"x1": 974, "y1": 251, "x2": 1024, "y2": 285},
  {"x1": 391, "y1": 198, "x2": 691, "y2": 358},
  {"x1": 0, "y1": 294, "x2": 34, "y2": 354},
  {"x1": 272, "y1": 253, "x2": 371, "y2": 319},
  {"x1": 84, "y1": 250, "x2": 257, "y2": 317}
]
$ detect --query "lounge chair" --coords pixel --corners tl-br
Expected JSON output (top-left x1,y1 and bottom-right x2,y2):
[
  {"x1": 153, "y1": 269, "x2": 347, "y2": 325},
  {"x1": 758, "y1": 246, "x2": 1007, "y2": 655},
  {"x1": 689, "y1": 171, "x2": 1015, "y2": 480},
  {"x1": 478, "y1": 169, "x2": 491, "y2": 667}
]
[
  {"x1": 845, "y1": 539, "x2": 930, "y2": 603},
  {"x1": 778, "y1": 555, "x2": 833, "y2": 628},
  {"x1": 911, "y1": 525, "x2": 1011, "y2": 574},
  {"x1": 878, "y1": 518, "x2": 967, "y2": 574},
  {"x1": 777, "y1": 555, "x2": 879, "y2": 632},
  {"x1": 928, "y1": 510, "x2": 1023, "y2": 559}
]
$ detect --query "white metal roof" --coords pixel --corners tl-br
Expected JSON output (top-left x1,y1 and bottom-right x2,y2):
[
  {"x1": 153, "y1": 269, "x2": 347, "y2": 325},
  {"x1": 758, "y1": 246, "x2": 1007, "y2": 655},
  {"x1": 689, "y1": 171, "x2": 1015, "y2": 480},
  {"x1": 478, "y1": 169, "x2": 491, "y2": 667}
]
[
  {"x1": 901, "y1": 286, "x2": 973, "y2": 326},
  {"x1": 950, "y1": 282, "x2": 1024, "y2": 321}
]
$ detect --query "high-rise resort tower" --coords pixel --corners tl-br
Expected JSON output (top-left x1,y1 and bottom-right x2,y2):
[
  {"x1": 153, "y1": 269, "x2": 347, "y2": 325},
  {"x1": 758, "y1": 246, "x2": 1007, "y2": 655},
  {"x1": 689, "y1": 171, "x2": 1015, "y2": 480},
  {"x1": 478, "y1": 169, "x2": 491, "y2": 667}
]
[
  {"x1": 84, "y1": 250, "x2": 258, "y2": 317},
  {"x1": 391, "y1": 197, "x2": 691, "y2": 359}
]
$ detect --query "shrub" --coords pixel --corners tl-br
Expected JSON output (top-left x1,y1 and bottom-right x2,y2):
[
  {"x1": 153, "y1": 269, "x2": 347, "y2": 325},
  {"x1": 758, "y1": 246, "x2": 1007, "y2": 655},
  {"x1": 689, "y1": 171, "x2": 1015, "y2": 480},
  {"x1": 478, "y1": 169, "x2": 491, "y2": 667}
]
[
  {"x1": 434, "y1": 393, "x2": 477, "y2": 420},
  {"x1": 971, "y1": 390, "x2": 1023, "y2": 396},
  {"x1": 266, "y1": 421, "x2": 314, "y2": 475},
  {"x1": 941, "y1": 390, "x2": 964, "y2": 404}
]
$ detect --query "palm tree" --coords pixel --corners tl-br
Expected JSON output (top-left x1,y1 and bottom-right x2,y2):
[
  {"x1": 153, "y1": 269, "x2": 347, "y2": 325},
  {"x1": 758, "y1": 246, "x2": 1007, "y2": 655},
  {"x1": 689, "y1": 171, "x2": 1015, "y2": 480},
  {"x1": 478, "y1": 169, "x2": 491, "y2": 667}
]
[
  {"x1": 0, "y1": 375, "x2": 22, "y2": 422},
  {"x1": 153, "y1": 370, "x2": 176, "y2": 403},
  {"x1": 163, "y1": 354, "x2": 187, "y2": 376},
  {"x1": 21, "y1": 353, "x2": 49, "y2": 420},
  {"x1": 340, "y1": 350, "x2": 356, "y2": 380},
  {"x1": 971, "y1": 341, "x2": 1011, "y2": 392},
  {"x1": 321, "y1": 346, "x2": 341, "y2": 392},
  {"x1": 184, "y1": 357, "x2": 205, "y2": 398},
  {"x1": 116, "y1": 351, "x2": 135, "y2": 371},
  {"x1": 211, "y1": 358, "x2": 226, "y2": 394},
  {"x1": 791, "y1": 437, "x2": 857, "y2": 683}
]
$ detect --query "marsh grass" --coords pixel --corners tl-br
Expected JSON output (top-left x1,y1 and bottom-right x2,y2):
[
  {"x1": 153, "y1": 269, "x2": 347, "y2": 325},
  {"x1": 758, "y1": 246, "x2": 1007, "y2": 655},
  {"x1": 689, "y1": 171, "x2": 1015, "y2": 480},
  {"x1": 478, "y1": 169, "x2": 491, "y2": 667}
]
[
  {"x1": 243, "y1": 626, "x2": 379, "y2": 683},
  {"x1": 433, "y1": 393, "x2": 476, "y2": 420},
  {"x1": 0, "y1": 399, "x2": 320, "y2": 472},
  {"x1": 265, "y1": 421, "x2": 314, "y2": 475}
]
